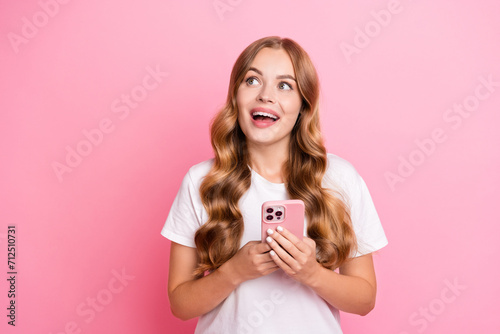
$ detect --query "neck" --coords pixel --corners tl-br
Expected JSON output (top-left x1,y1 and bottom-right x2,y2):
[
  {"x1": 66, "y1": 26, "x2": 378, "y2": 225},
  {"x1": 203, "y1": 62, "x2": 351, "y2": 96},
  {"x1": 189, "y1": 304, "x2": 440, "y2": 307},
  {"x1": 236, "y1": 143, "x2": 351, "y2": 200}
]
[{"x1": 247, "y1": 140, "x2": 289, "y2": 184}]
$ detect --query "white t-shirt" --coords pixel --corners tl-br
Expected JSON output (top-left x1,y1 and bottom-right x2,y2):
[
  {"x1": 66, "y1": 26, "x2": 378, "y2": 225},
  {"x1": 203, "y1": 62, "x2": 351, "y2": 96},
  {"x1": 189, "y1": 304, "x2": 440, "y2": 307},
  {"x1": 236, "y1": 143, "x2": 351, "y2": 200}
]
[{"x1": 162, "y1": 153, "x2": 388, "y2": 334}]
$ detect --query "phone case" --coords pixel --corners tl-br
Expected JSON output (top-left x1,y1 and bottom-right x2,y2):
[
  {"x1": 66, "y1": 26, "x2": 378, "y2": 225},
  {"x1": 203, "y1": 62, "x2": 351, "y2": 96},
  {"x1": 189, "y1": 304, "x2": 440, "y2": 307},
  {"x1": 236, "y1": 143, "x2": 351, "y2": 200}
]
[{"x1": 261, "y1": 199, "x2": 305, "y2": 242}]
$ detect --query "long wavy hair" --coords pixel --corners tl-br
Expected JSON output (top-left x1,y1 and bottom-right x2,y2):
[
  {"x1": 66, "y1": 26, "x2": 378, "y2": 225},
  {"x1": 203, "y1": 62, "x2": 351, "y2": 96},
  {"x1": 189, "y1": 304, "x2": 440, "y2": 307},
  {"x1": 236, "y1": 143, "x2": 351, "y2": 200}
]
[{"x1": 194, "y1": 36, "x2": 357, "y2": 278}]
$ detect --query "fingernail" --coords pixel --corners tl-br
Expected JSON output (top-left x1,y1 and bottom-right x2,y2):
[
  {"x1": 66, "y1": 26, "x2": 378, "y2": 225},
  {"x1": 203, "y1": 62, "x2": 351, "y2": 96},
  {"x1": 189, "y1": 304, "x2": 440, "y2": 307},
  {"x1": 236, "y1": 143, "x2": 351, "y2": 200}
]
[
  {"x1": 266, "y1": 236, "x2": 272, "y2": 243},
  {"x1": 270, "y1": 250, "x2": 276, "y2": 256},
  {"x1": 267, "y1": 229, "x2": 274, "y2": 235},
  {"x1": 277, "y1": 226, "x2": 283, "y2": 232}
]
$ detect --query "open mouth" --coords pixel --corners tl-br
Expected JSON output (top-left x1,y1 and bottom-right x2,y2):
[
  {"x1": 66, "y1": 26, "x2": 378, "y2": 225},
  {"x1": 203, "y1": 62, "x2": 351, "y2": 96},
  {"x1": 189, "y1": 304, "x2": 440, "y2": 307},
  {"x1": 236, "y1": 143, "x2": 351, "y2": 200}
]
[{"x1": 251, "y1": 111, "x2": 279, "y2": 123}]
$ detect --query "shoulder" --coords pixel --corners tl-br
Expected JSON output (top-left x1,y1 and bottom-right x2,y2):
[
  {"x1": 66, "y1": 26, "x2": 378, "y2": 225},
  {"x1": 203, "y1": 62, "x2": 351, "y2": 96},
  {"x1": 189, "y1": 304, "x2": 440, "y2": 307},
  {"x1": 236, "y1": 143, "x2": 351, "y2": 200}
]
[
  {"x1": 325, "y1": 153, "x2": 360, "y2": 184},
  {"x1": 186, "y1": 158, "x2": 214, "y2": 180},
  {"x1": 324, "y1": 153, "x2": 365, "y2": 203},
  {"x1": 178, "y1": 159, "x2": 214, "y2": 191}
]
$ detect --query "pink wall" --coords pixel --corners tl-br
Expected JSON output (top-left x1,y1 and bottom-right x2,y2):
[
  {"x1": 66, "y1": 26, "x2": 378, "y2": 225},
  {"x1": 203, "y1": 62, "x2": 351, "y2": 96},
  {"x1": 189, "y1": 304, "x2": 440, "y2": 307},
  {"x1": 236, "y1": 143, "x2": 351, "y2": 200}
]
[{"x1": 1, "y1": 1, "x2": 499, "y2": 333}]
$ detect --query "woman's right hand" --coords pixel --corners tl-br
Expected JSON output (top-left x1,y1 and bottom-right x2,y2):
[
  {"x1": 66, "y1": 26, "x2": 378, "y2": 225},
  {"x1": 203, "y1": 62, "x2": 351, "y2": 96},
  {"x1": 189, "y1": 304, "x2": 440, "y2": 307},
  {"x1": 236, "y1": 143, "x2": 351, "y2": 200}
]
[
  {"x1": 219, "y1": 241, "x2": 279, "y2": 285},
  {"x1": 168, "y1": 241, "x2": 278, "y2": 320}
]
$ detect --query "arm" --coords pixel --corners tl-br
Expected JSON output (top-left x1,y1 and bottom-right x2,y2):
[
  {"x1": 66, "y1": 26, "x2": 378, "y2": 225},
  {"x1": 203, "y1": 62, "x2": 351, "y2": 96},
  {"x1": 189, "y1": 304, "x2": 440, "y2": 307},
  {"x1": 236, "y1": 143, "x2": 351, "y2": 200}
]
[
  {"x1": 265, "y1": 227, "x2": 377, "y2": 316},
  {"x1": 168, "y1": 241, "x2": 278, "y2": 320},
  {"x1": 312, "y1": 254, "x2": 376, "y2": 315}
]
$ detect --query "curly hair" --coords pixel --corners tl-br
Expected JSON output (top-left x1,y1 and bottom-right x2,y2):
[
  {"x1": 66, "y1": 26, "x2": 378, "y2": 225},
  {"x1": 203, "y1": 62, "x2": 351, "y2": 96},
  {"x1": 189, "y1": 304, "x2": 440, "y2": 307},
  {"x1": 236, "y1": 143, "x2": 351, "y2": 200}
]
[{"x1": 194, "y1": 36, "x2": 357, "y2": 277}]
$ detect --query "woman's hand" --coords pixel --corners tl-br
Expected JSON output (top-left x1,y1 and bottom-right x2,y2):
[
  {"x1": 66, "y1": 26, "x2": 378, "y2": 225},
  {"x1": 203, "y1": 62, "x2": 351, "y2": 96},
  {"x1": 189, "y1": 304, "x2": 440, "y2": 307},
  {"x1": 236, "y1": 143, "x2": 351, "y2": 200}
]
[
  {"x1": 168, "y1": 241, "x2": 278, "y2": 320},
  {"x1": 265, "y1": 227, "x2": 321, "y2": 286},
  {"x1": 266, "y1": 227, "x2": 378, "y2": 315},
  {"x1": 220, "y1": 241, "x2": 279, "y2": 286}
]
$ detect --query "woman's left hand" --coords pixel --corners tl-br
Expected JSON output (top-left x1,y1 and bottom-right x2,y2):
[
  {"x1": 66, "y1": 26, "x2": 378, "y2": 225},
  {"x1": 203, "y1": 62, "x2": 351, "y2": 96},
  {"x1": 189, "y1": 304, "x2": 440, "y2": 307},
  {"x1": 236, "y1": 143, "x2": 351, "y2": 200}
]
[{"x1": 265, "y1": 227, "x2": 322, "y2": 286}]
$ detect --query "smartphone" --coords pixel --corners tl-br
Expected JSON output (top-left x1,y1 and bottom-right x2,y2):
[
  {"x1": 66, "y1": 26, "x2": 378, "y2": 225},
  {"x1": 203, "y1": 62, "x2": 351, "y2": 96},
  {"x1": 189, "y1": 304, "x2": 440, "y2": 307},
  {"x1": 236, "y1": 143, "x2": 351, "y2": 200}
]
[{"x1": 261, "y1": 200, "x2": 305, "y2": 242}]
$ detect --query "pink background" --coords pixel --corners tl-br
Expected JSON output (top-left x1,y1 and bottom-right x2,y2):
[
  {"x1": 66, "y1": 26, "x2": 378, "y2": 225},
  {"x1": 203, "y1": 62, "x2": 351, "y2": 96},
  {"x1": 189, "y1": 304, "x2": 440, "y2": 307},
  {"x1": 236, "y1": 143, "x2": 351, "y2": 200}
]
[{"x1": 1, "y1": 0, "x2": 499, "y2": 333}]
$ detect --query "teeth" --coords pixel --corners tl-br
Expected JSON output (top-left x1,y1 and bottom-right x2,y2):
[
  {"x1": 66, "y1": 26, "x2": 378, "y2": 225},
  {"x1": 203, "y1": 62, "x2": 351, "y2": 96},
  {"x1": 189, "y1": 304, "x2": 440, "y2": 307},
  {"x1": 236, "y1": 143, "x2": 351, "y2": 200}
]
[{"x1": 252, "y1": 111, "x2": 278, "y2": 120}]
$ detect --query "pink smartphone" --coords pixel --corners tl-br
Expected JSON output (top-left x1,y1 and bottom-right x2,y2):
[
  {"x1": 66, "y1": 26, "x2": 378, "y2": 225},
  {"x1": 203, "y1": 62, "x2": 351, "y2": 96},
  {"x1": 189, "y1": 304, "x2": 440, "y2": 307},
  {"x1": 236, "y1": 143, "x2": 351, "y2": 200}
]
[{"x1": 261, "y1": 200, "x2": 305, "y2": 242}]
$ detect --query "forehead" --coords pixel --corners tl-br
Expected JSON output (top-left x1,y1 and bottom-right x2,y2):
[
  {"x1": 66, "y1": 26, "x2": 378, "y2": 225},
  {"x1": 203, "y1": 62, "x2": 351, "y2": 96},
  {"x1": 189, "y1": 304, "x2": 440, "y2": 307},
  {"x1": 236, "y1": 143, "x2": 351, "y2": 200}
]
[{"x1": 249, "y1": 47, "x2": 295, "y2": 76}]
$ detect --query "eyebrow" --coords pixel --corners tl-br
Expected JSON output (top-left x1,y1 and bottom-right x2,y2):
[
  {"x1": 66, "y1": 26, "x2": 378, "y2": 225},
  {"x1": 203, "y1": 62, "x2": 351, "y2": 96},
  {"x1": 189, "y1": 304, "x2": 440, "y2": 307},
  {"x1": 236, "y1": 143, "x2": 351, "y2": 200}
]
[{"x1": 248, "y1": 67, "x2": 296, "y2": 81}]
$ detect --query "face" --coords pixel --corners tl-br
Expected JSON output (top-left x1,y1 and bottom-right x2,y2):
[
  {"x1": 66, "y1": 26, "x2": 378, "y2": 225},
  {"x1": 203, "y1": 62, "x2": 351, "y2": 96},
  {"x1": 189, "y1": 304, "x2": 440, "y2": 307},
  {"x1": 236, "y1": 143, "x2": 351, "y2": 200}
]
[{"x1": 236, "y1": 47, "x2": 302, "y2": 149}]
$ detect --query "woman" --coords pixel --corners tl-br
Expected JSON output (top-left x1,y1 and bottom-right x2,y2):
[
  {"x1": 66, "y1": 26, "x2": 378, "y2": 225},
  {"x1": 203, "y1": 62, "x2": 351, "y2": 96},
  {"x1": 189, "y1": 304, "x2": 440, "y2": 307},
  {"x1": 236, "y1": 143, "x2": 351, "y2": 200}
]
[{"x1": 162, "y1": 36, "x2": 388, "y2": 333}]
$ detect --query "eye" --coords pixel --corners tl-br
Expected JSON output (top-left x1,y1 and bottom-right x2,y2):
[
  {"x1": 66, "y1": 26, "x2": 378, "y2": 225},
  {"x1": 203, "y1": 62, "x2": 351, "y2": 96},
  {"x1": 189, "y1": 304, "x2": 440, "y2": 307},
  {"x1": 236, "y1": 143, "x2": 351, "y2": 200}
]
[
  {"x1": 245, "y1": 77, "x2": 260, "y2": 86},
  {"x1": 278, "y1": 82, "x2": 292, "y2": 90}
]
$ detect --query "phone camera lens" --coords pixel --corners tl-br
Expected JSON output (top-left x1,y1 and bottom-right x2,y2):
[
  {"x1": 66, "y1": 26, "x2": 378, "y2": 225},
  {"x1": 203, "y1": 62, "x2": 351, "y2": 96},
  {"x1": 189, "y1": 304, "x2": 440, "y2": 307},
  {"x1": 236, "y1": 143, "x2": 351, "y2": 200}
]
[
  {"x1": 266, "y1": 208, "x2": 274, "y2": 213},
  {"x1": 275, "y1": 211, "x2": 283, "y2": 217},
  {"x1": 266, "y1": 215, "x2": 273, "y2": 221}
]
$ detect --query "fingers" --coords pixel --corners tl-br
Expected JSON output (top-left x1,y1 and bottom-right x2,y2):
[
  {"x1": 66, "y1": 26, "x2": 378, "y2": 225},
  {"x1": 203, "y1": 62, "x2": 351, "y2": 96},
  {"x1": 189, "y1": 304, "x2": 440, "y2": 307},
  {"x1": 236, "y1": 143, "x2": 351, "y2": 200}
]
[
  {"x1": 276, "y1": 227, "x2": 311, "y2": 253},
  {"x1": 261, "y1": 259, "x2": 279, "y2": 270},
  {"x1": 265, "y1": 227, "x2": 303, "y2": 258},
  {"x1": 265, "y1": 232, "x2": 299, "y2": 275},
  {"x1": 274, "y1": 226, "x2": 301, "y2": 244},
  {"x1": 268, "y1": 247, "x2": 292, "y2": 273},
  {"x1": 265, "y1": 228, "x2": 322, "y2": 283},
  {"x1": 261, "y1": 265, "x2": 280, "y2": 276},
  {"x1": 267, "y1": 238, "x2": 294, "y2": 271},
  {"x1": 233, "y1": 241, "x2": 278, "y2": 281},
  {"x1": 246, "y1": 240, "x2": 277, "y2": 263},
  {"x1": 254, "y1": 241, "x2": 272, "y2": 254},
  {"x1": 266, "y1": 227, "x2": 318, "y2": 263}
]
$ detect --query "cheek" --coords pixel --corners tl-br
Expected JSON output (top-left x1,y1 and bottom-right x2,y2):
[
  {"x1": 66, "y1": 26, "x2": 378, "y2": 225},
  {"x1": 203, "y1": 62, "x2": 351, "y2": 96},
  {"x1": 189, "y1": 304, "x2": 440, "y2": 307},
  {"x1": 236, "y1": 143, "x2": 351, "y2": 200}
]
[
  {"x1": 236, "y1": 85, "x2": 251, "y2": 106},
  {"x1": 281, "y1": 101, "x2": 302, "y2": 128},
  {"x1": 281, "y1": 91, "x2": 302, "y2": 109},
  {"x1": 292, "y1": 96, "x2": 303, "y2": 113},
  {"x1": 236, "y1": 95, "x2": 246, "y2": 117},
  {"x1": 282, "y1": 98, "x2": 302, "y2": 118},
  {"x1": 235, "y1": 90, "x2": 245, "y2": 120},
  {"x1": 236, "y1": 100, "x2": 248, "y2": 132},
  {"x1": 235, "y1": 93, "x2": 241, "y2": 111}
]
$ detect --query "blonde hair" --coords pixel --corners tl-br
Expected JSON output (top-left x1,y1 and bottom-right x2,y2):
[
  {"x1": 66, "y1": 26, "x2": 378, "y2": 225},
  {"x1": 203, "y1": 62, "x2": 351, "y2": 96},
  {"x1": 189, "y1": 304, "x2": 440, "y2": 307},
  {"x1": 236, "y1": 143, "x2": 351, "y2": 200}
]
[{"x1": 194, "y1": 36, "x2": 356, "y2": 277}]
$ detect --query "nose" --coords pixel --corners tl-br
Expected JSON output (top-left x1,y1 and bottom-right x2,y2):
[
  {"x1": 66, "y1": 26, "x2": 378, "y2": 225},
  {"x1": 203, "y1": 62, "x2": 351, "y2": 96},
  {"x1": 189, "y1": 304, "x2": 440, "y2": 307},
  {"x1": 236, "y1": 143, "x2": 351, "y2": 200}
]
[{"x1": 257, "y1": 84, "x2": 275, "y2": 103}]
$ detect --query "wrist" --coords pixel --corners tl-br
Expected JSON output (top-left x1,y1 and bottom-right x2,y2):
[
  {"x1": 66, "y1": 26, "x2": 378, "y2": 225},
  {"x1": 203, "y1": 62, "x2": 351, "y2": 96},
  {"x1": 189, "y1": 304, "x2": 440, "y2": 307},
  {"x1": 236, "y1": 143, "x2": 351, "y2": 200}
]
[
  {"x1": 306, "y1": 263, "x2": 328, "y2": 289},
  {"x1": 217, "y1": 259, "x2": 241, "y2": 287}
]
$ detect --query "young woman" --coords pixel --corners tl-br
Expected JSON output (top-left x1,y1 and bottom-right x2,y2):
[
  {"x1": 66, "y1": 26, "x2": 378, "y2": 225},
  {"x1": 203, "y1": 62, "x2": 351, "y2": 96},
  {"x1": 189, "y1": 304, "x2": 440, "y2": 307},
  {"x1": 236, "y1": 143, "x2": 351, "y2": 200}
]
[{"x1": 162, "y1": 36, "x2": 388, "y2": 333}]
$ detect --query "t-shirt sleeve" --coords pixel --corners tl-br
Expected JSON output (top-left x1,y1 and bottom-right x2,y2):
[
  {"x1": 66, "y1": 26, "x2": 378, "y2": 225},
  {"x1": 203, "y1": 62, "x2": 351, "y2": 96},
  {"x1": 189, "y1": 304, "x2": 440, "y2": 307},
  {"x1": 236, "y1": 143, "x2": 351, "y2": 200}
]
[
  {"x1": 349, "y1": 170, "x2": 388, "y2": 257},
  {"x1": 325, "y1": 154, "x2": 388, "y2": 257},
  {"x1": 161, "y1": 169, "x2": 204, "y2": 248}
]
